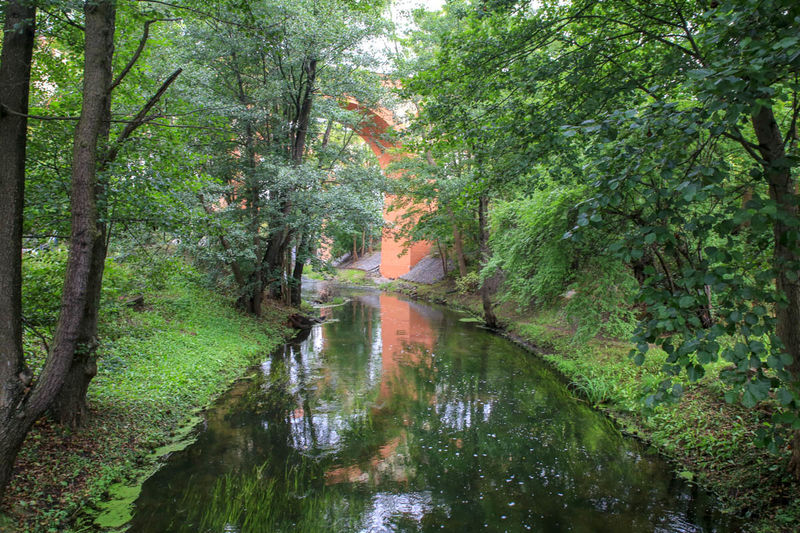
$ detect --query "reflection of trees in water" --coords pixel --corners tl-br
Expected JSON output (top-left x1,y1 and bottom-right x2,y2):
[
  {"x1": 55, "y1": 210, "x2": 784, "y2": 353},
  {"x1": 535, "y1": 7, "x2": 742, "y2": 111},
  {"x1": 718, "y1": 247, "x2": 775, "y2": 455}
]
[
  {"x1": 387, "y1": 332, "x2": 719, "y2": 532},
  {"x1": 311, "y1": 299, "x2": 383, "y2": 399},
  {"x1": 174, "y1": 459, "x2": 367, "y2": 533},
  {"x1": 131, "y1": 297, "x2": 730, "y2": 533},
  {"x1": 264, "y1": 326, "x2": 381, "y2": 455}
]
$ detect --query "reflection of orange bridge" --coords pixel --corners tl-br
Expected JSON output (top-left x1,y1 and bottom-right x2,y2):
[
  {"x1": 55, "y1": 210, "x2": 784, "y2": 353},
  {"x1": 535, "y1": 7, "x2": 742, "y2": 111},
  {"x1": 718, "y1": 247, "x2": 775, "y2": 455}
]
[
  {"x1": 344, "y1": 97, "x2": 431, "y2": 279},
  {"x1": 325, "y1": 293, "x2": 438, "y2": 486}
]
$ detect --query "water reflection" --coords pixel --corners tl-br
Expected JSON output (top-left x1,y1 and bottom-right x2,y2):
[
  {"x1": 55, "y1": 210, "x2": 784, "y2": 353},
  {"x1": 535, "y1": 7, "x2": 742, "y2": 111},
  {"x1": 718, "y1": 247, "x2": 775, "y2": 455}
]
[{"x1": 127, "y1": 290, "x2": 738, "y2": 532}]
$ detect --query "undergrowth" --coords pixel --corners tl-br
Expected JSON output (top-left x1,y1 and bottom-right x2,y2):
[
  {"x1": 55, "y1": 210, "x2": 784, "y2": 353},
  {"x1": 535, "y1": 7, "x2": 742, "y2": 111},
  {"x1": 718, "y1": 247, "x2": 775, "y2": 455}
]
[{"x1": 4, "y1": 256, "x2": 290, "y2": 532}]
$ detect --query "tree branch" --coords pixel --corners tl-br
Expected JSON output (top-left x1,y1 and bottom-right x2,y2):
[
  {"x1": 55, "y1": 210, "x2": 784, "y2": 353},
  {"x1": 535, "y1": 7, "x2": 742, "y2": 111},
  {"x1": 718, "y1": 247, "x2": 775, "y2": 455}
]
[
  {"x1": 39, "y1": 7, "x2": 85, "y2": 31},
  {"x1": 110, "y1": 18, "x2": 180, "y2": 91},
  {"x1": 652, "y1": 245, "x2": 677, "y2": 294},
  {"x1": 21, "y1": 317, "x2": 50, "y2": 354},
  {"x1": 103, "y1": 68, "x2": 183, "y2": 166},
  {"x1": 722, "y1": 129, "x2": 766, "y2": 165},
  {"x1": 784, "y1": 79, "x2": 799, "y2": 149}
]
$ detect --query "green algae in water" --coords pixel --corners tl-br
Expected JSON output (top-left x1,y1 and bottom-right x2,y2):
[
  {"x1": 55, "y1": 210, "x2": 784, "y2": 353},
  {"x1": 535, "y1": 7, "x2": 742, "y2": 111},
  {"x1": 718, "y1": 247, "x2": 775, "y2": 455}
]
[
  {"x1": 94, "y1": 484, "x2": 141, "y2": 529},
  {"x1": 93, "y1": 415, "x2": 202, "y2": 529}
]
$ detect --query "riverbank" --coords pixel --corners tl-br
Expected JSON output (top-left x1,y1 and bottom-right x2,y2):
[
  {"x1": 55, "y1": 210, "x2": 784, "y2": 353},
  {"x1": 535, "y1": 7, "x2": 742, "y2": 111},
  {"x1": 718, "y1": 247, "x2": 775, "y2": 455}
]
[
  {"x1": 387, "y1": 277, "x2": 800, "y2": 532},
  {"x1": 1, "y1": 269, "x2": 291, "y2": 532}
]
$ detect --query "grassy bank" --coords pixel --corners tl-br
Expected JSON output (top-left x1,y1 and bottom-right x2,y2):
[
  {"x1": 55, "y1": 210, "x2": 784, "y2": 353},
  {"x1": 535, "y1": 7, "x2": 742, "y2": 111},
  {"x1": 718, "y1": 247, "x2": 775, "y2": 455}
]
[
  {"x1": 3, "y1": 266, "x2": 290, "y2": 532},
  {"x1": 392, "y1": 277, "x2": 800, "y2": 532},
  {"x1": 306, "y1": 265, "x2": 377, "y2": 286}
]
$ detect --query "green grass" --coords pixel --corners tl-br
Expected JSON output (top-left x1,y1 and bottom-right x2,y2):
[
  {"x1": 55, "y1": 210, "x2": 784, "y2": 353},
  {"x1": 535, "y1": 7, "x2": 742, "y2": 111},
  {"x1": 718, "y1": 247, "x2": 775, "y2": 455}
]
[
  {"x1": 92, "y1": 280, "x2": 286, "y2": 411},
  {"x1": 336, "y1": 268, "x2": 370, "y2": 284},
  {"x1": 304, "y1": 265, "x2": 331, "y2": 281},
  {"x1": 6, "y1": 266, "x2": 290, "y2": 532}
]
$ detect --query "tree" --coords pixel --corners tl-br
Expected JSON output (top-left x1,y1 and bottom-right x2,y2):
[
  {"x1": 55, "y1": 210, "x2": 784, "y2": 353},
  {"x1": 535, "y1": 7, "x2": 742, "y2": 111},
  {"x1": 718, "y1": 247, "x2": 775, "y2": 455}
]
[
  {"x1": 0, "y1": 0, "x2": 117, "y2": 499},
  {"x1": 38, "y1": 3, "x2": 184, "y2": 427},
  {"x1": 400, "y1": 0, "x2": 800, "y2": 477},
  {"x1": 0, "y1": 0, "x2": 38, "y2": 501},
  {"x1": 179, "y1": 0, "x2": 388, "y2": 312},
  {"x1": 554, "y1": 0, "x2": 800, "y2": 473}
]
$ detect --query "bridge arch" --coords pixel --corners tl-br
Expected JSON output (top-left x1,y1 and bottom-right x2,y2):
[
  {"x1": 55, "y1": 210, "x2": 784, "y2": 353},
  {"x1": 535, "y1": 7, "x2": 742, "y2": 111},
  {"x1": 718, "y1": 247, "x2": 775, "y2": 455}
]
[{"x1": 343, "y1": 98, "x2": 431, "y2": 279}]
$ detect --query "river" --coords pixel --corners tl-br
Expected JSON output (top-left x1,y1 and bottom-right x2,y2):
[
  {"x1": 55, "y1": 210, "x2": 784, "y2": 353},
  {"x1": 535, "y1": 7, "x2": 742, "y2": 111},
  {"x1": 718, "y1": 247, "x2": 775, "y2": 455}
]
[{"x1": 126, "y1": 288, "x2": 737, "y2": 532}]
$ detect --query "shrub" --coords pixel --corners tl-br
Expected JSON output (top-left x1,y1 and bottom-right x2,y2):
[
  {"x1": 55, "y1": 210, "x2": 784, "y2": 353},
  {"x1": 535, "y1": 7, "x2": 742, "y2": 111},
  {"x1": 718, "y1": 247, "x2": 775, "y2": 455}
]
[
  {"x1": 563, "y1": 259, "x2": 638, "y2": 341},
  {"x1": 22, "y1": 246, "x2": 134, "y2": 333},
  {"x1": 487, "y1": 182, "x2": 637, "y2": 340},
  {"x1": 455, "y1": 271, "x2": 481, "y2": 294}
]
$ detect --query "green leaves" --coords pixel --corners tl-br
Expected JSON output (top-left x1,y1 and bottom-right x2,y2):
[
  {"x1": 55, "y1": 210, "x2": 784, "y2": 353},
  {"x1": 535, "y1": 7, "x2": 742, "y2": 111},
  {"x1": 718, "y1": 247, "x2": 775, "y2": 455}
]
[{"x1": 397, "y1": 0, "x2": 800, "y2": 446}]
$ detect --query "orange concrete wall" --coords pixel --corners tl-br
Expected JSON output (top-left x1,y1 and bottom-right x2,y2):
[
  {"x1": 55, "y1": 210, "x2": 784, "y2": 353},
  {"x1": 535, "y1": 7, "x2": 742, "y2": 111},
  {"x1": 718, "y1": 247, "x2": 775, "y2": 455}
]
[
  {"x1": 345, "y1": 100, "x2": 432, "y2": 279},
  {"x1": 380, "y1": 197, "x2": 432, "y2": 279}
]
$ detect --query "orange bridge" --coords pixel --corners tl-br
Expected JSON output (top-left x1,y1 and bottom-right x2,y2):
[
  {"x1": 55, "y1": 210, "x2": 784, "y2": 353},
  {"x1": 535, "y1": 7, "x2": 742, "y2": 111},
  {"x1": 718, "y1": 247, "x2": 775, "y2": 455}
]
[{"x1": 344, "y1": 97, "x2": 431, "y2": 279}]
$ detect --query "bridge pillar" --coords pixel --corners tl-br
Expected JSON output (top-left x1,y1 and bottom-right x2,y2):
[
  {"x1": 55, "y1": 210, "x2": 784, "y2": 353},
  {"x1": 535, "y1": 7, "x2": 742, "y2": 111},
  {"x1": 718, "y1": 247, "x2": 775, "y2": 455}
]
[
  {"x1": 347, "y1": 100, "x2": 432, "y2": 279},
  {"x1": 380, "y1": 196, "x2": 432, "y2": 279}
]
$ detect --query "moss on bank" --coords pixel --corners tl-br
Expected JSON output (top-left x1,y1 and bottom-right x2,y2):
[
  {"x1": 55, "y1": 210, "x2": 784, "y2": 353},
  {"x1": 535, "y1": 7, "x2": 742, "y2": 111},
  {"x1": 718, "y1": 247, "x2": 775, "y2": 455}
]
[
  {"x1": 394, "y1": 278, "x2": 800, "y2": 533},
  {"x1": 3, "y1": 272, "x2": 290, "y2": 532}
]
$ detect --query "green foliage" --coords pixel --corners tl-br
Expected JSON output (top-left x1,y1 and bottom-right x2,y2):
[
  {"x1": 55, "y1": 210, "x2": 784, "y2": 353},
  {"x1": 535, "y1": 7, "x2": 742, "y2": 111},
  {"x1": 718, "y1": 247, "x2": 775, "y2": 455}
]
[
  {"x1": 487, "y1": 186, "x2": 583, "y2": 307},
  {"x1": 455, "y1": 271, "x2": 480, "y2": 294},
  {"x1": 561, "y1": 0, "x2": 800, "y2": 438},
  {"x1": 335, "y1": 268, "x2": 370, "y2": 285},
  {"x1": 485, "y1": 184, "x2": 637, "y2": 340},
  {"x1": 399, "y1": 0, "x2": 800, "y2": 449},
  {"x1": 568, "y1": 374, "x2": 615, "y2": 406},
  {"x1": 21, "y1": 247, "x2": 68, "y2": 331},
  {"x1": 22, "y1": 247, "x2": 133, "y2": 333},
  {"x1": 564, "y1": 260, "x2": 638, "y2": 342},
  {"x1": 91, "y1": 271, "x2": 285, "y2": 408},
  {"x1": 163, "y1": 0, "x2": 390, "y2": 302},
  {"x1": 126, "y1": 250, "x2": 201, "y2": 293}
]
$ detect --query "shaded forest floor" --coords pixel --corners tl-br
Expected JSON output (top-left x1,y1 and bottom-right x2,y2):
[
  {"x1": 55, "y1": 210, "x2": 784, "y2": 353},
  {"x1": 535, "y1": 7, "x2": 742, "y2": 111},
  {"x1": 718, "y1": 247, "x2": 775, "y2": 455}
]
[
  {"x1": 388, "y1": 276, "x2": 800, "y2": 533},
  {"x1": 1, "y1": 272, "x2": 291, "y2": 532}
]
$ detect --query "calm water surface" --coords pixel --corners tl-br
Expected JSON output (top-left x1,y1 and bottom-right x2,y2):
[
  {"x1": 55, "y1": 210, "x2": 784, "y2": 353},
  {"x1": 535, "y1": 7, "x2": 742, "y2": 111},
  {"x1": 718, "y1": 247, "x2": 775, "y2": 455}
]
[{"x1": 128, "y1": 289, "x2": 738, "y2": 532}]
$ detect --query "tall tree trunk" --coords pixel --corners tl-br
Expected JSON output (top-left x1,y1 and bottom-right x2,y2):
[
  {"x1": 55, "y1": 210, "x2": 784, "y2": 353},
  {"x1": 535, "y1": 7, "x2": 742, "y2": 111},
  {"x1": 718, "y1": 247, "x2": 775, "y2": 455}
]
[
  {"x1": 261, "y1": 56, "x2": 316, "y2": 303},
  {"x1": 235, "y1": 53, "x2": 264, "y2": 314},
  {"x1": 478, "y1": 195, "x2": 498, "y2": 329},
  {"x1": 53, "y1": 53, "x2": 180, "y2": 427},
  {"x1": 282, "y1": 248, "x2": 292, "y2": 304},
  {"x1": 50, "y1": 227, "x2": 106, "y2": 427},
  {"x1": 436, "y1": 239, "x2": 448, "y2": 275},
  {"x1": 291, "y1": 57, "x2": 317, "y2": 165},
  {"x1": 430, "y1": 146, "x2": 467, "y2": 276},
  {"x1": 262, "y1": 200, "x2": 293, "y2": 301},
  {"x1": 51, "y1": 30, "x2": 114, "y2": 427},
  {"x1": 0, "y1": 0, "x2": 115, "y2": 498},
  {"x1": 320, "y1": 118, "x2": 333, "y2": 150},
  {"x1": 751, "y1": 105, "x2": 800, "y2": 478},
  {"x1": 245, "y1": 121, "x2": 262, "y2": 316},
  {"x1": 0, "y1": 0, "x2": 36, "y2": 500}
]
